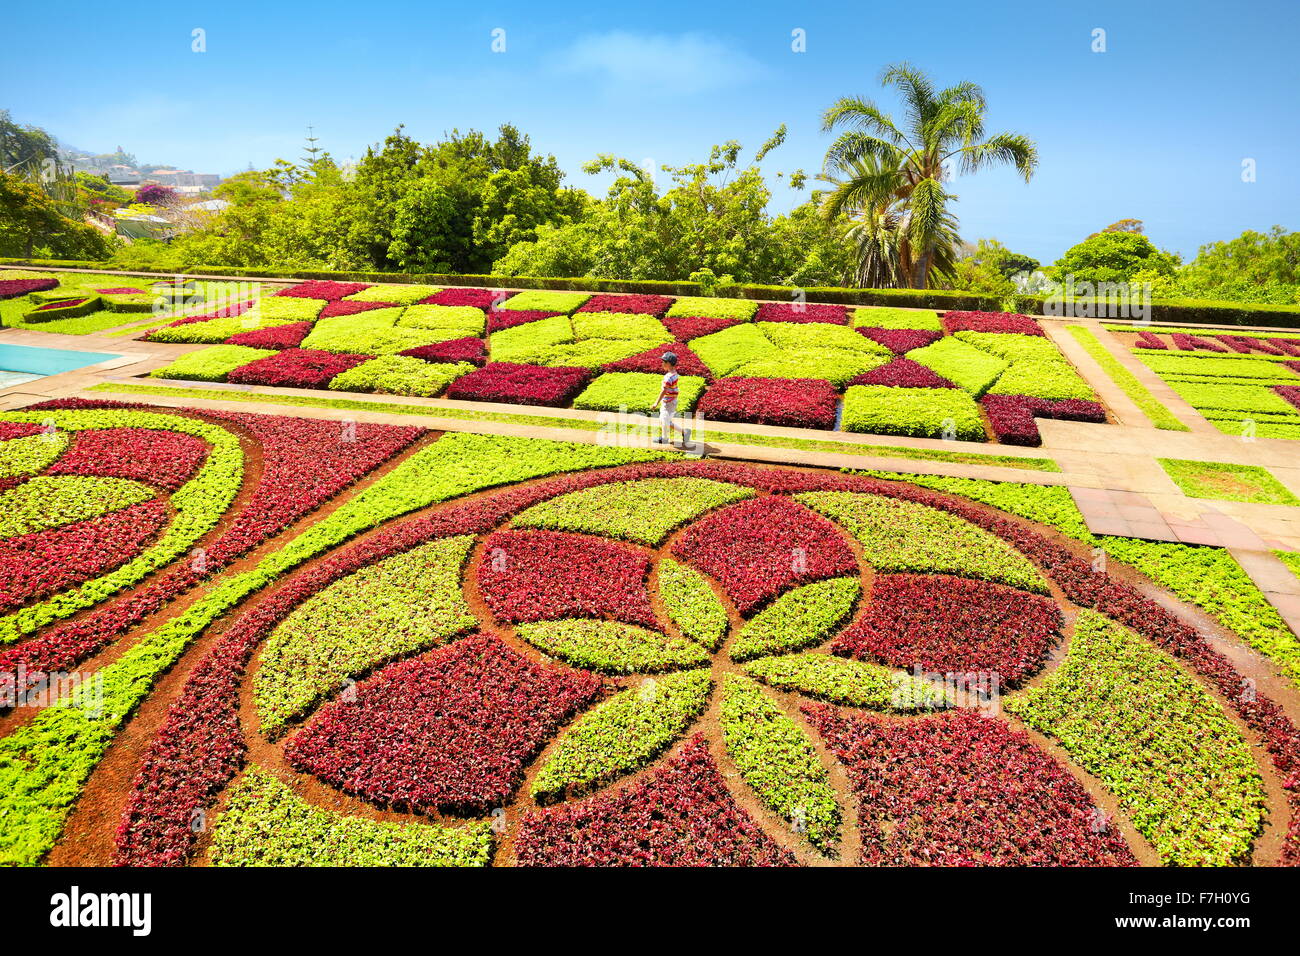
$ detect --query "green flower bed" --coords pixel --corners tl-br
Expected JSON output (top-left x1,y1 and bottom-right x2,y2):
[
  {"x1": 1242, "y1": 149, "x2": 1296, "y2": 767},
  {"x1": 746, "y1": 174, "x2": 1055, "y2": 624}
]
[
  {"x1": 729, "y1": 348, "x2": 889, "y2": 388},
  {"x1": 730, "y1": 578, "x2": 860, "y2": 661},
  {"x1": 344, "y1": 283, "x2": 442, "y2": 305},
  {"x1": 665, "y1": 296, "x2": 758, "y2": 321},
  {"x1": 1138, "y1": 353, "x2": 1300, "y2": 381},
  {"x1": 255, "y1": 296, "x2": 326, "y2": 321},
  {"x1": 526, "y1": 339, "x2": 662, "y2": 369},
  {"x1": 907, "y1": 337, "x2": 1008, "y2": 396},
  {"x1": 0, "y1": 431, "x2": 69, "y2": 479},
  {"x1": 743, "y1": 653, "x2": 943, "y2": 709},
  {"x1": 850, "y1": 307, "x2": 941, "y2": 330},
  {"x1": 573, "y1": 371, "x2": 706, "y2": 414},
  {"x1": 798, "y1": 490, "x2": 1048, "y2": 593},
  {"x1": 1211, "y1": 419, "x2": 1300, "y2": 439},
  {"x1": 690, "y1": 324, "x2": 777, "y2": 375},
  {"x1": 254, "y1": 536, "x2": 479, "y2": 736},
  {"x1": 151, "y1": 345, "x2": 278, "y2": 382},
  {"x1": 300, "y1": 309, "x2": 452, "y2": 355},
  {"x1": 517, "y1": 619, "x2": 709, "y2": 673},
  {"x1": 841, "y1": 385, "x2": 986, "y2": 440},
  {"x1": 397, "y1": 304, "x2": 486, "y2": 335},
  {"x1": 1066, "y1": 327, "x2": 1188, "y2": 430},
  {"x1": 758, "y1": 322, "x2": 891, "y2": 354},
  {"x1": 720, "y1": 675, "x2": 839, "y2": 853},
  {"x1": 658, "y1": 557, "x2": 730, "y2": 650},
  {"x1": 571, "y1": 312, "x2": 671, "y2": 343},
  {"x1": 514, "y1": 477, "x2": 752, "y2": 546},
  {"x1": 531, "y1": 670, "x2": 712, "y2": 802},
  {"x1": 488, "y1": 314, "x2": 573, "y2": 361},
  {"x1": 0, "y1": 476, "x2": 153, "y2": 538},
  {"x1": 1006, "y1": 611, "x2": 1265, "y2": 866},
  {"x1": 328, "y1": 356, "x2": 474, "y2": 397},
  {"x1": 987, "y1": 360, "x2": 1096, "y2": 401},
  {"x1": 955, "y1": 331, "x2": 1067, "y2": 363},
  {"x1": 1165, "y1": 380, "x2": 1297, "y2": 415},
  {"x1": 498, "y1": 289, "x2": 591, "y2": 313},
  {"x1": 1157, "y1": 458, "x2": 1300, "y2": 505},
  {"x1": 209, "y1": 768, "x2": 491, "y2": 867}
]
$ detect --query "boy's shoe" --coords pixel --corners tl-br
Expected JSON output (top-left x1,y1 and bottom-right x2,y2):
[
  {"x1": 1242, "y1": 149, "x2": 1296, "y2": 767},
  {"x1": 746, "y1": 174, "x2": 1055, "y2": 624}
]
[
  {"x1": 681, "y1": 428, "x2": 692, "y2": 443},
  {"x1": 652, "y1": 437, "x2": 670, "y2": 445}
]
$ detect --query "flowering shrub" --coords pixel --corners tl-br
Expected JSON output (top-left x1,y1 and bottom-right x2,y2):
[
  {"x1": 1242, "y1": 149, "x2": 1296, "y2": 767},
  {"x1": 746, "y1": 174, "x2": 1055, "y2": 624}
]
[
  {"x1": 284, "y1": 633, "x2": 602, "y2": 813},
  {"x1": 807, "y1": 707, "x2": 1138, "y2": 865},
  {"x1": 573, "y1": 371, "x2": 706, "y2": 414},
  {"x1": 275, "y1": 280, "x2": 371, "y2": 300},
  {"x1": 445, "y1": 362, "x2": 590, "y2": 406},
  {"x1": 577, "y1": 293, "x2": 675, "y2": 316},
  {"x1": 981, "y1": 394, "x2": 1107, "y2": 445},
  {"x1": 515, "y1": 736, "x2": 796, "y2": 866},
  {"x1": 665, "y1": 296, "x2": 758, "y2": 321},
  {"x1": 225, "y1": 321, "x2": 311, "y2": 350},
  {"x1": 328, "y1": 356, "x2": 474, "y2": 397},
  {"x1": 531, "y1": 670, "x2": 711, "y2": 802},
  {"x1": 856, "y1": 327, "x2": 942, "y2": 353},
  {"x1": 847, "y1": 357, "x2": 956, "y2": 388},
  {"x1": 696, "y1": 377, "x2": 837, "y2": 429},
  {"x1": 834, "y1": 573, "x2": 1060, "y2": 684},
  {"x1": 662, "y1": 315, "x2": 739, "y2": 341},
  {"x1": 478, "y1": 529, "x2": 659, "y2": 627},
  {"x1": 0, "y1": 278, "x2": 58, "y2": 299},
  {"x1": 151, "y1": 345, "x2": 278, "y2": 382},
  {"x1": 841, "y1": 385, "x2": 986, "y2": 440},
  {"x1": 657, "y1": 557, "x2": 729, "y2": 650},
  {"x1": 941, "y1": 311, "x2": 1043, "y2": 336},
  {"x1": 498, "y1": 289, "x2": 591, "y2": 313},
  {"x1": 46, "y1": 427, "x2": 208, "y2": 491},
  {"x1": 754, "y1": 302, "x2": 849, "y2": 325},
  {"x1": 600, "y1": 342, "x2": 711, "y2": 379},
  {"x1": 906, "y1": 338, "x2": 1008, "y2": 395},
  {"x1": 721, "y1": 676, "x2": 840, "y2": 851},
  {"x1": 672, "y1": 495, "x2": 857, "y2": 613},
  {"x1": 850, "y1": 307, "x2": 941, "y2": 330},
  {"x1": 227, "y1": 348, "x2": 372, "y2": 390},
  {"x1": 427, "y1": 287, "x2": 503, "y2": 310},
  {"x1": 731, "y1": 577, "x2": 860, "y2": 661},
  {"x1": 399, "y1": 336, "x2": 487, "y2": 365},
  {"x1": 1006, "y1": 611, "x2": 1265, "y2": 865}
]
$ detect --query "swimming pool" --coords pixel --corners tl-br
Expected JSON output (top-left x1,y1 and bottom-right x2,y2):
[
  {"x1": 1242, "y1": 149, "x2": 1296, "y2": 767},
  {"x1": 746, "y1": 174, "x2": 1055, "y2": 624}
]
[{"x1": 0, "y1": 344, "x2": 122, "y2": 387}]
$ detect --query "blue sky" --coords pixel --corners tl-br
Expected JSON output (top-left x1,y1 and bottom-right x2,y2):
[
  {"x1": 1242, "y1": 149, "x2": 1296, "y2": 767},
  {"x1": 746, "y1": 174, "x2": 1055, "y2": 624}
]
[{"x1": 4, "y1": 0, "x2": 1297, "y2": 263}]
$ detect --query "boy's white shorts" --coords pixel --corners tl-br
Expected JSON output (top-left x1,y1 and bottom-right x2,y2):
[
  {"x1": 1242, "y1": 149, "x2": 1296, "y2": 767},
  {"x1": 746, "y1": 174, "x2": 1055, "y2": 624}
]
[{"x1": 659, "y1": 400, "x2": 678, "y2": 434}]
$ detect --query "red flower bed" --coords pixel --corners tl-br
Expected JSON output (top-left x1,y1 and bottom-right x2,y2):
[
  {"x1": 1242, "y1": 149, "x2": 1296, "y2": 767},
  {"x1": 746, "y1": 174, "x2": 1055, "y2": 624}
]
[
  {"x1": 317, "y1": 299, "x2": 394, "y2": 319},
  {"x1": 754, "y1": 302, "x2": 849, "y2": 325},
  {"x1": 0, "y1": 422, "x2": 42, "y2": 440},
  {"x1": 941, "y1": 311, "x2": 1043, "y2": 336},
  {"x1": 1, "y1": 401, "x2": 423, "y2": 692},
  {"x1": 848, "y1": 357, "x2": 956, "y2": 389},
  {"x1": 1285, "y1": 361, "x2": 1300, "y2": 376},
  {"x1": 34, "y1": 297, "x2": 90, "y2": 310},
  {"x1": 516, "y1": 735, "x2": 796, "y2": 866},
  {"x1": 662, "y1": 315, "x2": 739, "y2": 341},
  {"x1": 577, "y1": 293, "x2": 675, "y2": 317},
  {"x1": 833, "y1": 573, "x2": 1060, "y2": 685},
  {"x1": 275, "y1": 280, "x2": 371, "y2": 300},
  {"x1": 696, "y1": 376, "x2": 839, "y2": 430},
  {"x1": 446, "y1": 362, "x2": 591, "y2": 407},
  {"x1": 601, "y1": 342, "x2": 710, "y2": 379},
  {"x1": 0, "y1": 500, "x2": 167, "y2": 615},
  {"x1": 95, "y1": 287, "x2": 144, "y2": 294},
  {"x1": 478, "y1": 529, "x2": 658, "y2": 627},
  {"x1": 47, "y1": 427, "x2": 209, "y2": 491},
  {"x1": 806, "y1": 707, "x2": 1137, "y2": 866},
  {"x1": 226, "y1": 348, "x2": 371, "y2": 389},
  {"x1": 1276, "y1": 385, "x2": 1300, "y2": 412},
  {"x1": 1217, "y1": 335, "x2": 1284, "y2": 356},
  {"x1": 1267, "y1": 338, "x2": 1300, "y2": 357},
  {"x1": 671, "y1": 495, "x2": 857, "y2": 614},
  {"x1": 284, "y1": 633, "x2": 602, "y2": 813},
  {"x1": 1170, "y1": 332, "x2": 1228, "y2": 352},
  {"x1": 148, "y1": 301, "x2": 254, "y2": 334},
  {"x1": 400, "y1": 336, "x2": 487, "y2": 366},
  {"x1": 0, "y1": 278, "x2": 58, "y2": 300},
  {"x1": 1134, "y1": 330, "x2": 1167, "y2": 350},
  {"x1": 981, "y1": 394, "x2": 1107, "y2": 446},
  {"x1": 856, "y1": 327, "x2": 942, "y2": 353},
  {"x1": 486, "y1": 309, "x2": 565, "y2": 333},
  {"x1": 426, "y1": 287, "x2": 503, "y2": 310},
  {"x1": 225, "y1": 321, "x2": 311, "y2": 350}
]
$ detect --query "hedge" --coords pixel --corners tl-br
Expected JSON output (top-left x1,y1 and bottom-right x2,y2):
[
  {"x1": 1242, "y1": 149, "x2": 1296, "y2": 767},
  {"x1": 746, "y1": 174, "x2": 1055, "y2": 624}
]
[{"x1": 4, "y1": 257, "x2": 1298, "y2": 328}]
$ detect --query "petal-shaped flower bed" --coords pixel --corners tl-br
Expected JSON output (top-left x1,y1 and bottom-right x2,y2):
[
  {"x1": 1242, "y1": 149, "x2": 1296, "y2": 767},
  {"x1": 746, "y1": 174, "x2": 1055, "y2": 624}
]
[{"x1": 44, "y1": 427, "x2": 208, "y2": 492}]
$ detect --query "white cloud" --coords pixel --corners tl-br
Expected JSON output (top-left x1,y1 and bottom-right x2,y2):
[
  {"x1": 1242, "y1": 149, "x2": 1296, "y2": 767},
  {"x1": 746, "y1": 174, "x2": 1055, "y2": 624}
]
[{"x1": 557, "y1": 31, "x2": 762, "y2": 96}]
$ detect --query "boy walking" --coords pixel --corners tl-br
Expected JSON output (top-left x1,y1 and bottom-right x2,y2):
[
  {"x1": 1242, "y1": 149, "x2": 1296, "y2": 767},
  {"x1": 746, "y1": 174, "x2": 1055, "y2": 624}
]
[{"x1": 652, "y1": 352, "x2": 692, "y2": 447}]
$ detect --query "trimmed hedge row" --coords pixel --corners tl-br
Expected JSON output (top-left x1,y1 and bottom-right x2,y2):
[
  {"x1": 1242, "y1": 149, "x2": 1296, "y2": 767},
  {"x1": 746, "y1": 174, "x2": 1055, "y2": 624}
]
[{"x1": 8, "y1": 257, "x2": 1296, "y2": 328}]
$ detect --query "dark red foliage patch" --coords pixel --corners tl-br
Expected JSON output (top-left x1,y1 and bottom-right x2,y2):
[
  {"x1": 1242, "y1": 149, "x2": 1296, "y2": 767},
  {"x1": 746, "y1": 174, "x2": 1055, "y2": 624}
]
[
  {"x1": 601, "y1": 342, "x2": 711, "y2": 379},
  {"x1": 981, "y1": 394, "x2": 1107, "y2": 446},
  {"x1": 399, "y1": 336, "x2": 487, "y2": 366},
  {"x1": 1170, "y1": 332, "x2": 1228, "y2": 352},
  {"x1": 426, "y1": 287, "x2": 504, "y2": 310},
  {"x1": 225, "y1": 321, "x2": 311, "y2": 350},
  {"x1": 834, "y1": 573, "x2": 1060, "y2": 685},
  {"x1": 1276, "y1": 385, "x2": 1300, "y2": 412},
  {"x1": 696, "y1": 376, "x2": 839, "y2": 430},
  {"x1": 486, "y1": 309, "x2": 565, "y2": 333},
  {"x1": 1217, "y1": 335, "x2": 1284, "y2": 356},
  {"x1": 0, "y1": 500, "x2": 167, "y2": 615},
  {"x1": 577, "y1": 293, "x2": 675, "y2": 317},
  {"x1": 671, "y1": 495, "x2": 857, "y2": 613},
  {"x1": 148, "y1": 301, "x2": 254, "y2": 334},
  {"x1": 515, "y1": 735, "x2": 796, "y2": 866},
  {"x1": 226, "y1": 348, "x2": 371, "y2": 389},
  {"x1": 941, "y1": 311, "x2": 1043, "y2": 336},
  {"x1": 284, "y1": 633, "x2": 602, "y2": 814},
  {"x1": 856, "y1": 327, "x2": 942, "y2": 353},
  {"x1": 806, "y1": 707, "x2": 1138, "y2": 866},
  {"x1": 848, "y1": 357, "x2": 956, "y2": 389},
  {"x1": 46, "y1": 427, "x2": 208, "y2": 491},
  {"x1": 754, "y1": 302, "x2": 849, "y2": 325},
  {"x1": 95, "y1": 287, "x2": 144, "y2": 294},
  {"x1": 446, "y1": 362, "x2": 591, "y2": 407},
  {"x1": 1267, "y1": 338, "x2": 1300, "y2": 357},
  {"x1": 0, "y1": 422, "x2": 43, "y2": 441},
  {"x1": 1134, "y1": 330, "x2": 1167, "y2": 350},
  {"x1": 34, "y1": 297, "x2": 90, "y2": 310},
  {"x1": 275, "y1": 280, "x2": 370, "y2": 301},
  {"x1": 0, "y1": 278, "x2": 58, "y2": 300},
  {"x1": 317, "y1": 299, "x2": 394, "y2": 319},
  {"x1": 661, "y1": 315, "x2": 739, "y2": 341},
  {"x1": 478, "y1": 529, "x2": 658, "y2": 627}
]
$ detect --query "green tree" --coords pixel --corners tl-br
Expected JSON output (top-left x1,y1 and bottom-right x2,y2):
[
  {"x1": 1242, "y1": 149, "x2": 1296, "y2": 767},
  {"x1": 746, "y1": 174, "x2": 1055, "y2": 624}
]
[
  {"x1": 0, "y1": 171, "x2": 114, "y2": 259},
  {"x1": 1051, "y1": 231, "x2": 1180, "y2": 286},
  {"x1": 820, "y1": 62, "x2": 1038, "y2": 288}
]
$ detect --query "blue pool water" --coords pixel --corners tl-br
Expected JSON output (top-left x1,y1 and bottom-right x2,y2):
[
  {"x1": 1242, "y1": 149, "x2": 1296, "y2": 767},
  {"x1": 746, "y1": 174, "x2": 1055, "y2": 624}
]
[{"x1": 0, "y1": 344, "x2": 121, "y2": 380}]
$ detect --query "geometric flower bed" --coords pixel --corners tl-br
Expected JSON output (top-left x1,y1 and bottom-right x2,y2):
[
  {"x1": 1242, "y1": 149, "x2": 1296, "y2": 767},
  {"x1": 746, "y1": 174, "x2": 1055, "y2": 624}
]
[
  {"x1": 137, "y1": 281, "x2": 1109, "y2": 444},
  {"x1": 0, "y1": 417, "x2": 1282, "y2": 868}
]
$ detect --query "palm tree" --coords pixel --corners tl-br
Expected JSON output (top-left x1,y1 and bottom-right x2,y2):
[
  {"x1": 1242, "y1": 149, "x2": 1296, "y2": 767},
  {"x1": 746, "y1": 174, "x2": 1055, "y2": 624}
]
[{"x1": 820, "y1": 63, "x2": 1037, "y2": 289}]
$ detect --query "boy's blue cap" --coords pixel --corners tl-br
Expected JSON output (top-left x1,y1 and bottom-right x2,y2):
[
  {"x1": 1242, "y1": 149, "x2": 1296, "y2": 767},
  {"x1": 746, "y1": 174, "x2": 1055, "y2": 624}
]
[{"x1": 661, "y1": 351, "x2": 678, "y2": 364}]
